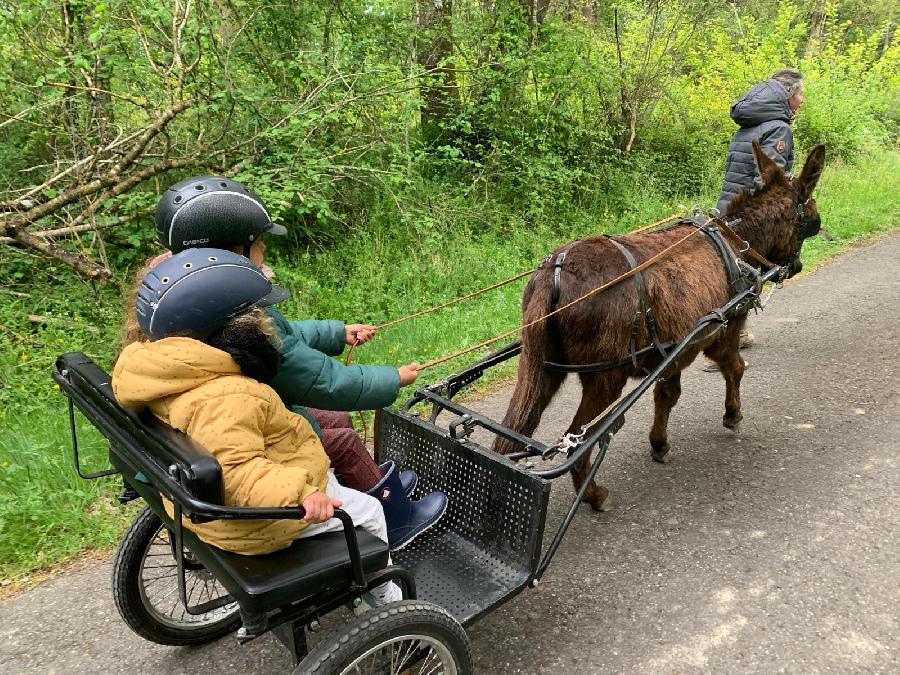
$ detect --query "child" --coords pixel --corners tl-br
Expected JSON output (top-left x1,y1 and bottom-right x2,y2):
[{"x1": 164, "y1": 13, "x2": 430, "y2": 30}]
[
  {"x1": 113, "y1": 249, "x2": 403, "y2": 605},
  {"x1": 123, "y1": 176, "x2": 446, "y2": 549}
]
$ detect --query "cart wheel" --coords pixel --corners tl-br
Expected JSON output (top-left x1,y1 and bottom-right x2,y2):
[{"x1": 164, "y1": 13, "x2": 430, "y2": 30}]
[
  {"x1": 295, "y1": 600, "x2": 472, "y2": 675},
  {"x1": 112, "y1": 506, "x2": 240, "y2": 645}
]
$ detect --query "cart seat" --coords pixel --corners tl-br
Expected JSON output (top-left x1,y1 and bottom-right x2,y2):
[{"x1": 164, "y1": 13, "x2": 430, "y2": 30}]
[
  {"x1": 56, "y1": 352, "x2": 390, "y2": 618},
  {"x1": 115, "y1": 462, "x2": 390, "y2": 617}
]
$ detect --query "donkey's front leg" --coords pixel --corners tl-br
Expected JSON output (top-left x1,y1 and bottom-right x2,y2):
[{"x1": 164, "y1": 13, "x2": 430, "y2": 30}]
[
  {"x1": 718, "y1": 348, "x2": 745, "y2": 430},
  {"x1": 649, "y1": 371, "x2": 682, "y2": 463},
  {"x1": 705, "y1": 323, "x2": 746, "y2": 430}
]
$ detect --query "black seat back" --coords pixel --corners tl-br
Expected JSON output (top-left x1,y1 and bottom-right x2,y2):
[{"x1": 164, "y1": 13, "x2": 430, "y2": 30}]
[{"x1": 55, "y1": 352, "x2": 224, "y2": 509}]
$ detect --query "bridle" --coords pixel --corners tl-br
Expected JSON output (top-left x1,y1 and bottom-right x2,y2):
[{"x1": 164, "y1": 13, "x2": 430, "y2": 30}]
[{"x1": 782, "y1": 176, "x2": 822, "y2": 275}]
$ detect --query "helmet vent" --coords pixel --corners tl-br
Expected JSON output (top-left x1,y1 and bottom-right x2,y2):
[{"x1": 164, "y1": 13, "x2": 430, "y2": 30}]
[
  {"x1": 161, "y1": 277, "x2": 170, "y2": 284},
  {"x1": 173, "y1": 196, "x2": 182, "y2": 203},
  {"x1": 208, "y1": 256, "x2": 218, "y2": 261},
  {"x1": 183, "y1": 263, "x2": 193, "y2": 269},
  {"x1": 195, "y1": 184, "x2": 205, "y2": 190},
  {"x1": 220, "y1": 182, "x2": 228, "y2": 188}
]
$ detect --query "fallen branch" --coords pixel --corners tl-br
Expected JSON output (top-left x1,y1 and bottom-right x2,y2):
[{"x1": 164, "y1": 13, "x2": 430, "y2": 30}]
[
  {"x1": 0, "y1": 215, "x2": 136, "y2": 244},
  {"x1": 0, "y1": 100, "x2": 195, "y2": 233},
  {"x1": 29, "y1": 314, "x2": 100, "y2": 334},
  {"x1": 3, "y1": 225, "x2": 112, "y2": 282}
]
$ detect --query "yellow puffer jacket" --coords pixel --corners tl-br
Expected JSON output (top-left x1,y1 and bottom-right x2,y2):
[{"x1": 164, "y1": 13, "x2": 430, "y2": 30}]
[{"x1": 113, "y1": 338, "x2": 330, "y2": 555}]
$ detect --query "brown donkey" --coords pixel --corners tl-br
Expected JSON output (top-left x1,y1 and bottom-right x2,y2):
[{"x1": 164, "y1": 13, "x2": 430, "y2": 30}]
[{"x1": 493, "y1": 142, "x2": 826, "y2": 510}]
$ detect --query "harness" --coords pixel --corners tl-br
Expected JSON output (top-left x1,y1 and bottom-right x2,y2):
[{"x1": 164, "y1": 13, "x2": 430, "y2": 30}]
[{"x1": 543, "y1": 217, "x2": 758, "y2": 375}]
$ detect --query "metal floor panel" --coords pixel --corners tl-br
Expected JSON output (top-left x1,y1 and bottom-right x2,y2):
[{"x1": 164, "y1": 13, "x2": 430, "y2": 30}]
[{"x1": 379, "y1": 409, "x2": 550, "y2": 626}]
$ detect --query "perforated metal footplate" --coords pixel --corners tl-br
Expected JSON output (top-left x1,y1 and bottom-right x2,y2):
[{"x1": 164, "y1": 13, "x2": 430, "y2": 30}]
[{"x1": 379, "y1": 409, "x2": 550, "y2": 626}]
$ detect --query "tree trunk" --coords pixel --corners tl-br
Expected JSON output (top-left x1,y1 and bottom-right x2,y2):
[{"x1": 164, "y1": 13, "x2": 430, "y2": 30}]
[
  {"x1": 804, "y1": 1, "x2": 827, "y2": 59},
  {"x1": 417, "y1": 0, "x2": 459, "y2": 141}
]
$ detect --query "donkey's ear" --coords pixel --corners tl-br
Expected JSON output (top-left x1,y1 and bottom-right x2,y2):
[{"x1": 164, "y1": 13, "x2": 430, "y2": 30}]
[
  {"x1": 751, "y1": 139, "x2": 783, "y2": 187},
  {"x1": 797, "y1": 144, "x2": 826, "y2": 200}
]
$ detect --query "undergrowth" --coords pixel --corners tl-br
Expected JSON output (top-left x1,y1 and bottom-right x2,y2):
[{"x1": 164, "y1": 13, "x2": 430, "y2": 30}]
[{"x1": 0, "y1": 151, "x2": 897, "y2": 583}]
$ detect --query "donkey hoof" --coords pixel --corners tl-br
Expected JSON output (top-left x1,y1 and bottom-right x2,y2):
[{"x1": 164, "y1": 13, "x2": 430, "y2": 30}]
[
  {"x1": 584, "y1": 492, "x2": 613, "y2": 512},
  {"x1": 590, "y1": 491, "x2": 613, "y2": 512},
  {"x1": 651, "y1": 445, "x2": 672, "y2": 463},
  {"x1": 723, "y1": 415, "x2": 742, "y2": 432}
]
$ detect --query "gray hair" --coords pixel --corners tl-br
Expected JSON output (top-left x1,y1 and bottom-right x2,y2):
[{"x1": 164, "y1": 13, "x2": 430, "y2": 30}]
[{"x1": 771, "y1": 69, "x2": 803, "y2": 97}]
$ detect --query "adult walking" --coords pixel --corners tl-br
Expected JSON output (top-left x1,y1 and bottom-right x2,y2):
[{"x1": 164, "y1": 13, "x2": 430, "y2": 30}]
[{"x1": 705, "y1": 69, "x2": 805, "y2": 372}]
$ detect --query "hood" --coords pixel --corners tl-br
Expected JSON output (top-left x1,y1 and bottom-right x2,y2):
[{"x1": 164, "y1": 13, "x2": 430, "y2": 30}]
[
  {"x1": 730, "y1": 79, "x2": 792, "y2": 128},
  {"x1": 113, "y1": 337, "x2": 241, "y2": 407}
]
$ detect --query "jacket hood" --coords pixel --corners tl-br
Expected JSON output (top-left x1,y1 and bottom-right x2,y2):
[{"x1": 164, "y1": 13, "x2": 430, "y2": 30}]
[
  {"x1": 731, "y1": 79, "x2": 792, "y2": 128},
  {"x1": 113, "y1": 337, "x2": 241, "y2": 407}
]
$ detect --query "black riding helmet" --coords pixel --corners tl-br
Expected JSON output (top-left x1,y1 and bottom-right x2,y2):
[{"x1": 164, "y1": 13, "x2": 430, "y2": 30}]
[
  {"x1": 156, "y1": 176, "x2": 287, "y2": 253},
  {"x1": 136, "y1": 248, "x2": 289, "y2": 341}
]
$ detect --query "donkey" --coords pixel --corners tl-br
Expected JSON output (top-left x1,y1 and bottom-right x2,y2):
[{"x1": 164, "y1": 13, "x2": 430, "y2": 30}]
[{"x1": 493, "y1": 141, "x2": 826, "y2": 511}]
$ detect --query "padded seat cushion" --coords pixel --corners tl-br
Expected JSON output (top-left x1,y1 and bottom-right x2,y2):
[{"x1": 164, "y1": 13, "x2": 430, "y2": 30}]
[{"x1": 209, "y1": 529, "x2": 390, "y2": 614}]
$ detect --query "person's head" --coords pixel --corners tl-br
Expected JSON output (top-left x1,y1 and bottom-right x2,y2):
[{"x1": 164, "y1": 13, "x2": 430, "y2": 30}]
[
  {"x1": 134, "y1": 248, "x2": 288, "y2": 380},
  {"x1": 771, "y1": 69, "x2": 804, "y2": 113},
  {"x1": 155, "y1": 176, "x2": 286, "y2": 259}
]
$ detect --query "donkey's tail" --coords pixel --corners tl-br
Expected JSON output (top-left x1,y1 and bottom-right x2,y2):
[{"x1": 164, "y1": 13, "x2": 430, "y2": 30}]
[{"x1": 493, "y1": 273, "x2": 560, "y2": 456}]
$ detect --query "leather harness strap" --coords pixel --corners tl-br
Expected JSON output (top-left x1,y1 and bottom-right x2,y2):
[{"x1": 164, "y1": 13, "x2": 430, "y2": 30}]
[
  {"x1": 550, "y1": 248, "x2": 570, "y2": 307},
  {"x1": 604, "y1": 235, "x2": 669, "y2": 366},
  {"x1": 682, "y1": 216, "x2": 753, "y2": 294}
]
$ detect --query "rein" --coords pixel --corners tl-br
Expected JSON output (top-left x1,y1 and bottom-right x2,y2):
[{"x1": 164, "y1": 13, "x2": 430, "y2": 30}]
[{"x1": 344, "y1": 213, "x2": 783, "y2": 372}]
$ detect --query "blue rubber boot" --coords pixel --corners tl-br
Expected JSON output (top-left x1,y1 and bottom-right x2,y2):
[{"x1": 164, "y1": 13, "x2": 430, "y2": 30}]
[
  {"x1": 367, "y1": 461, "x2": 448, "y2": 551},
  {"x1": 379, "y1": 460, "x2": 417, "y2": 497}
]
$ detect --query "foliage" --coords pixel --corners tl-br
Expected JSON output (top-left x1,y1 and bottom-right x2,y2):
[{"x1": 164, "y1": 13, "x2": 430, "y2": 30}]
[{"x1": 0, "y1": 0, "x2": 899, "y2": 580}]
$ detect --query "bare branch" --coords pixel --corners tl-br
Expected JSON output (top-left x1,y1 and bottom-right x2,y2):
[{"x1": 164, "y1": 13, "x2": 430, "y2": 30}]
[{"x1": 0, "y1": 216, "x2": 137, "y2": 245}]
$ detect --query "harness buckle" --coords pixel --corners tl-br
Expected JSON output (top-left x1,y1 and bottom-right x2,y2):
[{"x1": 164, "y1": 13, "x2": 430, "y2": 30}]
[{"x1": 552, "y1": 428, "x2": 587, "y2": 458}]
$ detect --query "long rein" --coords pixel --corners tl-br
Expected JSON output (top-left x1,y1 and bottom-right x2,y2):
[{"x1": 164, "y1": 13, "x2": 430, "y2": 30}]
[{"x1": 344, "y1": 216, "x2": 778, "y2": 371}]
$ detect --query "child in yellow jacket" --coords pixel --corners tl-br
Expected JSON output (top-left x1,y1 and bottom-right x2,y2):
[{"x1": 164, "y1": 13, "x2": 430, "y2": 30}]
[{"x1": 112, "y1": 248, "x2": 402, "y2": 605}]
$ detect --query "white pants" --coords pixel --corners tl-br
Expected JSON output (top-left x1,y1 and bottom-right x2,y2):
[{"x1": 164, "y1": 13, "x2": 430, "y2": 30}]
[{"x1": 297, "y1": 472, "x2": 402, "y2": 605}]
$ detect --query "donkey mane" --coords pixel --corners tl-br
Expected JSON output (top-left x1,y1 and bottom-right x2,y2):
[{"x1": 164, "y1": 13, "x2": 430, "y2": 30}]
[{"x1": 723, "y1": 178, "x2": 794, "y2": 263}]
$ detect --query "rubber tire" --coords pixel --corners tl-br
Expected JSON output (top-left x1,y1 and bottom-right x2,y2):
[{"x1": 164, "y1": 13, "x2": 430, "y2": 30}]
[
  {"x1": 295, "y1": 600, "x2": 473, "y2": 675},
  {"x1": 112, "y1": 505, "x2": 241, "y2": 646}
]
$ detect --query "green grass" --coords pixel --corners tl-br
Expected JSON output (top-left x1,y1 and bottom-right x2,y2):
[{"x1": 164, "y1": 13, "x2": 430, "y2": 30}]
[{"x1": 1, "y1": 150, "x2": 897, "y2": 583}]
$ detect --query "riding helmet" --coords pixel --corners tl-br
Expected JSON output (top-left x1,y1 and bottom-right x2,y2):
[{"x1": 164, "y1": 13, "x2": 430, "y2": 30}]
[
  {"x1": 136, "y1": 248, "x2": 289, "y2": 341},
  {"x1": 155, "y1": 176, "x2": 287, "y2": 253}
]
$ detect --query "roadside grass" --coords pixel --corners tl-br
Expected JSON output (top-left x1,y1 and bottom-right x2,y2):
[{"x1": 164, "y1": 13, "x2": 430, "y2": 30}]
[
  {"x1": 0, "y1": 150, "x2": 897, "y2": 584},
  {"x1": 799, "y1": 152, "x2": 900, "y2": 270}
]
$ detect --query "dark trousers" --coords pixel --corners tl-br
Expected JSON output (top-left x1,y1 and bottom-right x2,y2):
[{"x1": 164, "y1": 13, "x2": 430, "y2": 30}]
[{"x1": 308, "y1": 409, "x2": 383, "y2": 491}]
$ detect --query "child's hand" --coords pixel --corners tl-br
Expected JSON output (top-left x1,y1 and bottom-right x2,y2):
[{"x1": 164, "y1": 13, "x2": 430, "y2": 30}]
[
  {"x1": 345, "y1": 324, "x2": 377, "y2": 346},
  {"x1": 398, "y1": 363, "x2": 419, "y2": 386},
  {"x1": 302, "y1": 491, "x2": 343, "y2": 523}
]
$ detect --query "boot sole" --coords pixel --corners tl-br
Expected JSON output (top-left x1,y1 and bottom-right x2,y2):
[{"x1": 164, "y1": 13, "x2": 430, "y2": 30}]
[{"x1": 389, "y1": 498, "x2": 450, "y2": 552}]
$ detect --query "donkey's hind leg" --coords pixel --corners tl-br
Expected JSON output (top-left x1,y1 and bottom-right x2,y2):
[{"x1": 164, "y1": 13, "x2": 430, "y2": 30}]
[
  {"x1": 649, "y1": 370, "x2": 682, "y2": 463},
  {"x1": 568, "y1": 371, "x2": 627, "y2": 511}
]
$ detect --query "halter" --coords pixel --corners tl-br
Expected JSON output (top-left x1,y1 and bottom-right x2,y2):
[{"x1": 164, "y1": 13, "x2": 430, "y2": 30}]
[{"x1": 781, "y1": 176, "x2": 821, "y2": 275}]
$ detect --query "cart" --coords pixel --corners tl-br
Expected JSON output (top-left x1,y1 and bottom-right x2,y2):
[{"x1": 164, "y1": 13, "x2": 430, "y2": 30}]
[{"x1": 52, "y1": 265, "x2": 780, "y2": 674}]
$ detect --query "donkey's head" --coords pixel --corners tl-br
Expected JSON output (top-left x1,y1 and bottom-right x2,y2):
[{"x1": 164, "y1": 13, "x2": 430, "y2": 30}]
[{"x1": 748, "y1": 140, "x2": 826, "y2": 277}]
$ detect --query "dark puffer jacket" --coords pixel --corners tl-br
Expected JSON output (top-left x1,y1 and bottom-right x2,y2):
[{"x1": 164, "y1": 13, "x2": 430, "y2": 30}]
[{"x1": 717, "y1": 79, "x2": 795, "y2": 214}]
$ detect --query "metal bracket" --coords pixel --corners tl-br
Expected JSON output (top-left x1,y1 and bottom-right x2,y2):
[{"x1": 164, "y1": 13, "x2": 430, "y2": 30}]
[
  {"x1": 448, "y1": 414, "x2": 477, "y2": 440},
  {"x1": 66, "y1": 392, "x2": 118, "y2": 480}
]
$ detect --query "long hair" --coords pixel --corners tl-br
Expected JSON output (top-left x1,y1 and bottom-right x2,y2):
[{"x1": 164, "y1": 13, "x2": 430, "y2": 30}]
[{"x1": 120, "y1": 257, "x2": 155, "y2": 351}]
